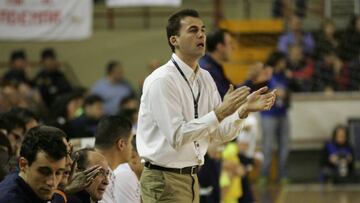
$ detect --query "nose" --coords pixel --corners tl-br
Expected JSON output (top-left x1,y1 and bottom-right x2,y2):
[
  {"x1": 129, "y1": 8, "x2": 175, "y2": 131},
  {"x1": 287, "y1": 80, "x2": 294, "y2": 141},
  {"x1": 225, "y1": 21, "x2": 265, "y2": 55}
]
[
  {"x1": 102, "y1": 175, "x2": 109, "y2": 186},
  {"x1": 45, "y1": 174, "x2": 56, "y2": 188}
]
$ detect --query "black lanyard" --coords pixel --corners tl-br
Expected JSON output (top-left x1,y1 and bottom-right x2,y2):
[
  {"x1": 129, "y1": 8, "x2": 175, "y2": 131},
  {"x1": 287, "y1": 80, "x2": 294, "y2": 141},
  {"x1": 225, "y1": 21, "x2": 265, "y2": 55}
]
[{"x1": 171, "y1": 57, "x2": 201, "y2": 119}]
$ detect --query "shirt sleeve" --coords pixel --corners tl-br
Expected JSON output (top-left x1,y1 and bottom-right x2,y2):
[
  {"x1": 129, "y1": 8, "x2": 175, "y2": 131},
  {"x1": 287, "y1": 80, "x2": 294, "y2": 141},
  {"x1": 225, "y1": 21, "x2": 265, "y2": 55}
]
[
  {"x1": 209, "y1": 111, "x2": 244, "y2": 144},
  {"x1": 148, "y1": 77, "x2": 220, "y2": 149}
]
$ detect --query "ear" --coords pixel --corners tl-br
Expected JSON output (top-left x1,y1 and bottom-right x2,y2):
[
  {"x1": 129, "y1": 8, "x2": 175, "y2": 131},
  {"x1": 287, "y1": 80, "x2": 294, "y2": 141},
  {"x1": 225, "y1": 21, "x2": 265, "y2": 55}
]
[
  {"x1": 116, "y1": 139, "x2": 125, "y2": 151},
  {"x1": 169, "y1": 36, "x2": 178, "y2": 48},
  {"x1": 18, "y1": 157, "x2": 28, "y2": 172},
  {"x1": 216, "y1": 42, "x2": 224, "y2": 52}
]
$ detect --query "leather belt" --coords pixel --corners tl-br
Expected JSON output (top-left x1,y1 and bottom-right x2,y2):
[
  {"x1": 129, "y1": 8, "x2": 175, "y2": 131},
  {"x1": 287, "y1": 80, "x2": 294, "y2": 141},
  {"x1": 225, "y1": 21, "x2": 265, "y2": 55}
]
[{"x1": 145, "y1": 162, "x2": 199, "y2": 175}]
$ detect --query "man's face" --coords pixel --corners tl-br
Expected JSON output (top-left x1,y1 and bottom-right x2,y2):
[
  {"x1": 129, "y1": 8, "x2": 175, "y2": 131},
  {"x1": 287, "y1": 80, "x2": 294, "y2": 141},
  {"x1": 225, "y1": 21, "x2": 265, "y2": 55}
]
[
  {"x1": 43, "y1": 58, "x2": 58, "y2": 71},
  {"x1": 85, "y1": 151, "x2": 109, "y2": 201},
  {"x1": 111, "y1": 65, "x2": 124, "y2": 82},
  {"x1": 86, "y1": 102, "x2": 104, "y2": 119},
  {"x1": 222, "y1": 33, "x2": 234, "y2": 62},
  {"x1": 11, "y1": 58, "x2": 27, "y2": 70},
  {"x1": 20, "y1": 151, "x2": 66, "y2": 200},
  {"x1": 8, "y1": 127, "x2": 25, "y2": 155},
  {"x1": 172, "y1": 16, "x2": 206, "y2": 58}
]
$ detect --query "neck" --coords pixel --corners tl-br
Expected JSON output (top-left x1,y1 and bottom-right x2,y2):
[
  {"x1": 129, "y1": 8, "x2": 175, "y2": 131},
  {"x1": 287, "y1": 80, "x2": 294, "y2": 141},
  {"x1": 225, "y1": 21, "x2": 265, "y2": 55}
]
[
  {"x1": 209, "y1": 52, "x2": 223, "y2": 65},
  {"x1": 175, "y1": 51, "x2": 199, "y2": 70},
  {"x1": 95, "y1": 148, "x2": 126, "y2": 170}
]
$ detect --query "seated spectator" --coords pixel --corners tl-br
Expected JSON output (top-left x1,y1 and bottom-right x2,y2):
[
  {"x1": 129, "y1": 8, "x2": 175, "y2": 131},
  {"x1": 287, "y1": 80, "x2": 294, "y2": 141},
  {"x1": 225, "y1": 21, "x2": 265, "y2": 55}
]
[
  {"x1": 0, "y1": 83, "x2": 43, "y2": 115},
  {"x1": 314, "y1": 19, "x2": 340, "y2": 60},
  {"x1": 0, "y1": 126, "x2": 68, "y2": 203},
  {"x1": 113, "y1": 133, "x2": 140, "y2": 203},
  {"x1": 52, "y1": 129, "x2": 102, "y2": 203},
  {"x1": 48, "y1": 90, "x2": 85, "y2": 135},
  {"x1": 3, "y1": 50, "x2": 31, "y2": 86},
  {"x1": 338, "y1": 15, "x2": 360, "y2": 61},
  {"x1": 313, "y1": 50, "x2": 348, "y2": 92},
  {"x1": 278, "y1": 15, "x2": 315, "y2": 56},
  {"x1": 72, "y1": 148, "x2": 110, "y2": 203},
  {"x1": 0, "y1": 113, "x2": 26, "y2": 156},
  {"x1": 117, "y1": 95, "x2": 139, "y2": 134},
  {"x1": 320, "y1": 125, "x2": 355, "y2": 183},
  {"x1": 94, "y1": 116, "x2": 138, "y2": 203},
  {"x1": 33, "y1": 48, "x2": 73, "y2": 107},
  {"x1": 286, "y1": 44, "x2": 315, "y2": 92},
  {"x1": 68, "y1": 95, "x2": 104, "y2": 139},
  {"x1": 91, "y1": 61, "x2": 135, "y2": 115},
  {"x1": 9, "y1": 107, "x2": 39, "y2": 132}
]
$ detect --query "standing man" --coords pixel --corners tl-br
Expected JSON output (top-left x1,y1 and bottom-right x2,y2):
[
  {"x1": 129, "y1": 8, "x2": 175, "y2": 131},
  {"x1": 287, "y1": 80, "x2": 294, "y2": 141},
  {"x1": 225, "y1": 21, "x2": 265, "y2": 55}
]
[
  {"x1": 199, "y1": 29, "x2": 234, "y2": 99},
  {"x1": 137, "y1": 9, "x2": 276, "y2": 203}
]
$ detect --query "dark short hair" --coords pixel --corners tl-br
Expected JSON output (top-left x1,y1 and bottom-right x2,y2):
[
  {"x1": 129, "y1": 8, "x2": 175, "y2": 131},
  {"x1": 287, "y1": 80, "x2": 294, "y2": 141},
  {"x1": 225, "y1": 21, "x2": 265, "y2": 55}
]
[
  {"x1": 73, "y1": 148, "x2": 95, "y2": 171},
  {"x1": 0, "y1": 113, "x2": 26, "y2": 135},
  {"x1": 84, "y1": 95, "x2": 103, "y2": 107},
  {"x1": 166, "y1": 9, "x2": 200, "y2": 52},
  {"x1": 20, "y1": 126, "x2": 67, "y2": 166},
  {"x1": 10, "y1": 50, "x2": 26, "y2": 62},
  {"x1": 95, "y1": 116, "x2": 132, "y2": 149},
  {"x1": 41, "y1": 48, "x2": 56, "y2": 60},
  {"x1": 206, "y1": 29, "x2": 230, "y2": 52},
  {"x1": 106, "y1": 61, "x2": 121, "y2": 75},
  {"x1": 10, "y1": 107, "x2": 39, "y2": 125},
  {"x1": 265, "y1": 51, "x2": 286, "y2": 67}
]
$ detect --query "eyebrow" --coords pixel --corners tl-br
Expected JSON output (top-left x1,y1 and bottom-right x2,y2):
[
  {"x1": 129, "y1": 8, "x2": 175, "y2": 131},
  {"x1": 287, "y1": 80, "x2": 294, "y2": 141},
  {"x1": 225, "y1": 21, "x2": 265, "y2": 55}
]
[{"x1": 188, "y1": 25, "x2": 206, "y2": 30}]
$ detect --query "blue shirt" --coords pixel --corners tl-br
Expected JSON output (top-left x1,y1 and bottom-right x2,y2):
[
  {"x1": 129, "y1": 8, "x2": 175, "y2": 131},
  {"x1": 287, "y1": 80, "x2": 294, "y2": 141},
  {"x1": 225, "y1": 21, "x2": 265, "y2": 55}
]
[
  {"x1": 0, "y1": 172, "x2": 47, "y2": 203},
  {"x1": 261, "y1": 72, "x2": 289, "y2": 117},
  {"x1": 199, "y1": 54, "x2": 232, "y2": 99},
  {"x1": 91, "y1": 78, "x2": 134, "y2": 115},
  {"x1": 278, "y1": 32, "x2": 315, "y2": 56}
]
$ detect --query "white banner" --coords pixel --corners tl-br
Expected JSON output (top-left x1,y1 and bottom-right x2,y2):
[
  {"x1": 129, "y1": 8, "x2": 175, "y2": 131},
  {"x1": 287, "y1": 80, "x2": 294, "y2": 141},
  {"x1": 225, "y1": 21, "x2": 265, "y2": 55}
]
[
  {"x1": 0, "y1": 0, "x2": 92, "y2": 41},
  {"x1": 106, "y1": 0, "x2": 181, "y2": 7}
]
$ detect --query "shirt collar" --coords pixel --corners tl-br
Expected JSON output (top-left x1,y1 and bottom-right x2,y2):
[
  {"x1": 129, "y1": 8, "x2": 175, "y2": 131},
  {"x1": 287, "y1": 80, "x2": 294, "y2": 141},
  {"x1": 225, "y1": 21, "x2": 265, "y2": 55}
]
[{"x1": 172, "y1": 53, "x2": 200, "y2": 83}]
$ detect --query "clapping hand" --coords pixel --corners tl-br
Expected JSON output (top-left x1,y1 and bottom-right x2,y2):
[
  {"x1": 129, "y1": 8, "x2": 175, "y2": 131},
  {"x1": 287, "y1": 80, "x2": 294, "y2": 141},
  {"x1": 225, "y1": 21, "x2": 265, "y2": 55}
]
[{"x1": 239, "y1": 86, "x2": 276, "y2": 116}]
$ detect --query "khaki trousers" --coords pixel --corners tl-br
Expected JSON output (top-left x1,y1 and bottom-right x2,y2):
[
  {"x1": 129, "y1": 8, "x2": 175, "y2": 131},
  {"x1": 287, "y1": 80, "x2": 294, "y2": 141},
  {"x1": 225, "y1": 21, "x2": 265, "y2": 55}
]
[{"x1": 140, "y1": 167, "x2": 200, "y2": 203}]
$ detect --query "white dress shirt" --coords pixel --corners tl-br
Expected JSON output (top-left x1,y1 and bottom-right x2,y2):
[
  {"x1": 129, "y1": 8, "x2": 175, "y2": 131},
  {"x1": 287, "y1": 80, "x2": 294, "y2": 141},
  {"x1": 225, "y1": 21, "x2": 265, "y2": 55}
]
[
  {"x1": 137, "y1": 53, "x2": 245, "y2": 168},
  {"x1": 113, "y1": 163, "x2": 141, "y2": 203}
]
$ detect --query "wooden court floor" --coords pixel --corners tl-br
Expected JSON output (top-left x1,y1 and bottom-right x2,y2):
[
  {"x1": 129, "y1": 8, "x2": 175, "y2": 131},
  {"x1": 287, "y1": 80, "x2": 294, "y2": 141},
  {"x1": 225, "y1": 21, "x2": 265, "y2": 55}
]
[{"x1": 254, "y1": 184, "x2": 360, "y2": 203}]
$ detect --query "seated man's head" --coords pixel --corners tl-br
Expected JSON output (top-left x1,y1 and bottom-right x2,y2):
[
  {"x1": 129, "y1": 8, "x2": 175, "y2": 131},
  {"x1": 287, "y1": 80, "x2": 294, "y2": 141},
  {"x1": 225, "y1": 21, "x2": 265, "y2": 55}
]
[
  {"x1": 83, "y1": 95, "x2": 104, "y2": 120},
  {"x1": 95, "y1": 116, "x2": 133, "y2": 165},
  {"x1": 18, "y1": 126, "x2": 68, "y2": 200},
  {"x1": 74, "y1": 148, "x2": 109, "y2": 201},
  {"x1": 40, "y1": 48, "x2": 59, "y2": 71}
]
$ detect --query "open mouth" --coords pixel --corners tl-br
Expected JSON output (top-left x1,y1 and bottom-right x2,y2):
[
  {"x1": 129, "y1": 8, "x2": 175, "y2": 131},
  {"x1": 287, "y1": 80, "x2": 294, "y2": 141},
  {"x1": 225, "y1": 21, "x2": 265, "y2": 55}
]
[{"x1": 197, "y1": 42, "x2": 205, "y2": 48}]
